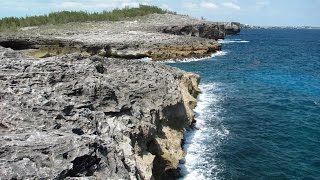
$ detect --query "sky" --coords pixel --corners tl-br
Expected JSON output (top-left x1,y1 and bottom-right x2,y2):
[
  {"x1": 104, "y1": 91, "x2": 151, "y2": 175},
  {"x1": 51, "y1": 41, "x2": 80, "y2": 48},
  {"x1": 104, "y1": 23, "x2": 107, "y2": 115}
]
[{"x1": 0, "y1": 0, "x2": 319, "y2": 26}]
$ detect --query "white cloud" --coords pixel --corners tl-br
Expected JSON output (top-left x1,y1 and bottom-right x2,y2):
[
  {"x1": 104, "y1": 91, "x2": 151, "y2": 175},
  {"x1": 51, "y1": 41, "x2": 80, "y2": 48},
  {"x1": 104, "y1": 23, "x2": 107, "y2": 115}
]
[
  {"x1": 200, "y1": 1, "x2": 218, "y2": 10},
  {"x1": 255, "y1": 1, "x2": 270, "y2": 8},
  {"x1": 121, "y1": 2, "x2": 140, "y2": 8},
  {"x1": 183, "y1": 2, "x2": 198, "y2": 9},
  {"x1": 53, "y1": 1, "x2": 118, "y2": 10},
  {"x1": 0, "y1": 0, "x2": 162, "y2": 17},
  {"x1": 183, "y1": 1, "x2": 220, "y2": 10},
  {"x1": 222, "y1": 2, "x2": 240, "y2": 10},
  {"x1": 257, "y1": 1, "x2": 270, "y2": 6},
  {"x1": 0, "y1": 0, "x2": 48, "y2": 9},
  {"x1": 160, "y1": 3, "x2": 169, "y2": 10},
  {"x1": 95, "y1": 3, "x2": 118, "y2": 9},
  {"x1": 60, "y1": 2, "x2": 85, "y2": 8},
  {"x1": 51, "y1": 0, "x2": 147, "y2": 10}
]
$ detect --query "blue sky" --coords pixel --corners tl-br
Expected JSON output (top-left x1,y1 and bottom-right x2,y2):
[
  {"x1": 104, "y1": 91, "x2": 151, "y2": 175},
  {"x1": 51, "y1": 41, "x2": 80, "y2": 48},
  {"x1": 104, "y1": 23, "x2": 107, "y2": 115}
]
[{"x1": 0, "y1": 0, "x2": 319, "y2": 26}]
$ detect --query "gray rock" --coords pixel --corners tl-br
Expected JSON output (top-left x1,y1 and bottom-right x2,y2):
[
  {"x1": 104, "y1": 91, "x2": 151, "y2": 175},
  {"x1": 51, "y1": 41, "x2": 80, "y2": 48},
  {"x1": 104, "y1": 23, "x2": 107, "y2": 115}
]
[
  {"x1": 0, "y1": 14, "x2": 240, "y2": 60},
  {"x1": 224, "y1": 22, "x2": 241, "y2": 35},
  {"x1": 162, "y1": 23, "x2": 226, "y2": 40},
  {"x1": 0, "y1": 46, "x2": 200, "y2": 179}
]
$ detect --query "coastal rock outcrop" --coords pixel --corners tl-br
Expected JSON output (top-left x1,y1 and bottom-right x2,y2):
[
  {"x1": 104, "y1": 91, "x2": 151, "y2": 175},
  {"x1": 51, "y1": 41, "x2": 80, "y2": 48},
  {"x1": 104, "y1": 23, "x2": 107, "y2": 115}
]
[
  {"x1": 161, "y1": 22, "x2": 240, "y2": 40},
  {"x1": 0, "y1": 46, "x2": 200, "y2": 179},
  {"x1": 162, "y1": 23, "x2": 226, "y2": 39},
  {"x1": 147, "y1": 41, "x2": 221, "y2": 61},
  {"x1": 224, "y1": 22, "x2": 241, "y2": 35},
  {"x1": 0, "y1": 14, "x2": 239, "y2": 61}
]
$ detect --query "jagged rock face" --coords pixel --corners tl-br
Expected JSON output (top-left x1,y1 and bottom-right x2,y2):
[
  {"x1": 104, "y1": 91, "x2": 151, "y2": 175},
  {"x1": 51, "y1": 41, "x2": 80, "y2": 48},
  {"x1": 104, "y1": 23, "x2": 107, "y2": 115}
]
[
  {"x1": 0, "y1": 46, "x2": 200, "y2": 179},
  {"x1": 162, "y1": 23, "x2": 226, "y2": 40},
  {"x1": 161, "y1": 22, "x2": 240, "y2": 40},
  {"x1": 147, "y1": 42, "x2": 221, "y2": 61},
  {"x1": 224, "y1": 22, "x2": 241, "y2": 35}
]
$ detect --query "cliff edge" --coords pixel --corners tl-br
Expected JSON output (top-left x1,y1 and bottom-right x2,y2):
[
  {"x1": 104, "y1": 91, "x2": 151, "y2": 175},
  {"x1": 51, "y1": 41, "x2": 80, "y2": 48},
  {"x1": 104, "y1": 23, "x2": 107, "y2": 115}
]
[{"x1": 0, "y1": 46, "x2": 200, "y2": 179}]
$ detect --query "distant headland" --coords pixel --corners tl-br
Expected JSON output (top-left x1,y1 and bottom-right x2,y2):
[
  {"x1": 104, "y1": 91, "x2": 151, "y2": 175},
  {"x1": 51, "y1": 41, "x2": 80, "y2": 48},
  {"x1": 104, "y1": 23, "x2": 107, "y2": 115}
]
[{"x1": 241, "y1": 24, "x2": 320, "y2": 29}]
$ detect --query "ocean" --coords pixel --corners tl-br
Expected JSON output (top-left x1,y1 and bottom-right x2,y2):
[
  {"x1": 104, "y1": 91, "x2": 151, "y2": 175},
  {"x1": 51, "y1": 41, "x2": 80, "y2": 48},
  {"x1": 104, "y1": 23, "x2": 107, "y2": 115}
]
[{"x1": 170, "y1": 29, "x2": 320, "y2": 179}]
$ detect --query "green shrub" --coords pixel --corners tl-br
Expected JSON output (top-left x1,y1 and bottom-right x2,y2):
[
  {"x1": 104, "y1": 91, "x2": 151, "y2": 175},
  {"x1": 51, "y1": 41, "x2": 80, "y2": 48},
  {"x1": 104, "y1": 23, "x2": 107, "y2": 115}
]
[{"x1": 0, "y1": 5, "x2": 176, "y2": 32}]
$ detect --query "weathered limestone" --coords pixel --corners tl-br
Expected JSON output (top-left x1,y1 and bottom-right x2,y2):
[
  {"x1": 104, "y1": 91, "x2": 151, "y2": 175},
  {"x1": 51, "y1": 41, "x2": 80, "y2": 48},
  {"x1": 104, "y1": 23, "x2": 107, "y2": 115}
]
[
  {"x1": 0, "y1": 14, "x2": 239, "y2": 61},
  {"x1": 0, "y1": 13, "x2": 240, "y2": 179},
  {"x1": 0, "y1": 46, "x2": 200, "y2": 179}
]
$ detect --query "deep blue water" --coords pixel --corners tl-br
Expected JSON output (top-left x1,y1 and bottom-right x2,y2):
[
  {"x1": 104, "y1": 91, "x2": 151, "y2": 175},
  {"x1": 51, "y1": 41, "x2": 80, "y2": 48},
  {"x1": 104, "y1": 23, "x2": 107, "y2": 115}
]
[{"x1": 171, "y1": 29, "x2": 320, "y2": 180}]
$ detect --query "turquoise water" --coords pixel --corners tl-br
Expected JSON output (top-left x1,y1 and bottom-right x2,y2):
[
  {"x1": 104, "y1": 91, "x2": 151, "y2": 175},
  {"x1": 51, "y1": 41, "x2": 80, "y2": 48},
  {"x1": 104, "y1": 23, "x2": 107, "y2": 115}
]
[{"x1": 171, "y1": 29, "x2": 320, "y2": 180}]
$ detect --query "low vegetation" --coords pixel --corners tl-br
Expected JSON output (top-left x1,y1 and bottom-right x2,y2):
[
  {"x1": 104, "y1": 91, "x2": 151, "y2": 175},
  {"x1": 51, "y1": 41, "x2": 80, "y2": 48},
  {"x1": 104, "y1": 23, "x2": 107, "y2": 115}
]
[{"x1": 0, "y1": 5, "x2": 175, "y2": 31}]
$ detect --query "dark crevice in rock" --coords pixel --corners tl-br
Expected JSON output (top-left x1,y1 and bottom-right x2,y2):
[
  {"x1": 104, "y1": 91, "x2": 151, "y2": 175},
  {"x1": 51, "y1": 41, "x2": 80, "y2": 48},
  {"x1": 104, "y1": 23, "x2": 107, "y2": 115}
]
[
  {"x1": 0, "y1": 122, "x2": 9, "y2": 129},
  {"x1": 163, "y1": 101, "x2": 188, "y2": 131},
  {"x1": 146, "y1": 138, "x2": 179, "y2": 180},
  {"x1": 58, "y1": 154, "x2": 101, "y2": 178},
  {"x1": 41, "y1": 149, "x2": 50, "y2": 155},
  {"x1": 95, "y1": 64, "x2": 105, "y2": 74},
  {"x1": 121, "y1": 158, "x2": 131, "y2": 174},
  {"x1": 104, "y1": 109, "x2": 132, "y2": 117},
  {"x1": 152, "y1": 154, "x2": 178, "y2": 180},
  {"x1": 62, "y1": 105, "x2": 74, "y2": 116},
  {"x1": 53, "y1": 124, "x2": 62, "y2": 130},
  {"x1": 65, "y1": 88, "x2": 83, "y2": 96},
  {"x1": 146, "y1": 139, "x2": 157, "y2": 155},
  {"x1": 63, "y1": 152, "x2": 68, "y2": 159},
  {"x1": 72, "y1": 128, "x2": 84, "y2": 135},
  {"x1": 0, "y1": 40, "x2": 35, "y2": 50},
  {"x1": 76, "y1": 104, "x2": 94, "y2": 111},
  {"x1": 55, "y1": 114, "x2": 65, "y2": 120}
]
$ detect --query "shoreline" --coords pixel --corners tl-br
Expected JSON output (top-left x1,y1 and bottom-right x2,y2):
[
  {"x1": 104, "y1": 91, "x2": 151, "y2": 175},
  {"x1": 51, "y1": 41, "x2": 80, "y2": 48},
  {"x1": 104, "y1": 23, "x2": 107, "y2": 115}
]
[{"x1": 0, "y1": 13, "x2": 240, "y2": 179}]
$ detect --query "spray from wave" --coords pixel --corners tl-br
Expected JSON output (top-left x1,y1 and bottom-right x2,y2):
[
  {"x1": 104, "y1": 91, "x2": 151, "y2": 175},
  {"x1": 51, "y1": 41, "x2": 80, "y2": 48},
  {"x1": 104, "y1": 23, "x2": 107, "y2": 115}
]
[
  {"x1": 162, "y1": 51, "x2": 228, "y2": 63},
  {"x1": 218, "y1": 39, "x2": 249, "y2": 44},
  {"x1": 179, "y1": 83, "x2": 229, "y2": 180}
]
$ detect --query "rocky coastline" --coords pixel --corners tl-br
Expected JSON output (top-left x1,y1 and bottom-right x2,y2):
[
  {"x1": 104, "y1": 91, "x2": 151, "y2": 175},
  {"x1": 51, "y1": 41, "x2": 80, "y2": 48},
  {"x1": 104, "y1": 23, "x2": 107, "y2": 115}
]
[
  {"x1": 0, "y1": 13, "x2": 240, "y2": 179},
  {"x1": 0, "y1": 14, "x2": 239, "y2": 60}
]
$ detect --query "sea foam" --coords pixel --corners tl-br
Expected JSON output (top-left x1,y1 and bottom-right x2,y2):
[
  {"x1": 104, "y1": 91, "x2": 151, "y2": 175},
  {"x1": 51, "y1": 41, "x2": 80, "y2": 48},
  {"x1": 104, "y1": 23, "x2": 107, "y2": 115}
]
[
  {"x1": 162, "y1": 51, "x2": 228, "y2": 63},
  {"x1": 179, "y1": 83, "x2": 229, "y2": 180},
  {"x1": 218, "y1": 39, "x2": 249, "y2": 44}
]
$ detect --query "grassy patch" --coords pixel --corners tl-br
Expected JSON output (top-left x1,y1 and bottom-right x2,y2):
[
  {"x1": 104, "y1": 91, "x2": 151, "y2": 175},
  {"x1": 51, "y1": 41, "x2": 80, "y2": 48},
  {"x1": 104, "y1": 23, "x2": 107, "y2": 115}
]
[{"x1": 0, "y1": 5, "x2": 176, "y2": 32}]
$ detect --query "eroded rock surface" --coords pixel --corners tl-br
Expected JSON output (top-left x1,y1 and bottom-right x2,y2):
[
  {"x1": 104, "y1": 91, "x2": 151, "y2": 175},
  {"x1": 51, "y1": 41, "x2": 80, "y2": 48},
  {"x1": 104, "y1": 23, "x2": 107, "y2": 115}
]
[
  {"x1": 0, "y1": 14, "x2": 239, "y2": 60},
  {"x1": 0, "y1": 46, "x2": 200, "y2": 179},
  {"x1": 0, "y1": 13, "x2": 239, "y2": 179}
]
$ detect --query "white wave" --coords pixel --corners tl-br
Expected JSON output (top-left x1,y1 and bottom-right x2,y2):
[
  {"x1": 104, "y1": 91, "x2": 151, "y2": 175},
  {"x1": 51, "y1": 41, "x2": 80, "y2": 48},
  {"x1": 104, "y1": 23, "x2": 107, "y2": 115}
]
[
  {"x1": 211, "y1": 51, "x2": 228, "y2": 57},
  {"x1": 179, "y1": 83, "x2": 229, "y2": 180},
  {"x1": 139, "y1": 57, "x2": 152, "y2": 62},
  {"x1": 218, "y1": 39, "x2": 249, "y2": 44},
  {"x1": 162, "y1": 51, "x2": 228, "y2": 64}
]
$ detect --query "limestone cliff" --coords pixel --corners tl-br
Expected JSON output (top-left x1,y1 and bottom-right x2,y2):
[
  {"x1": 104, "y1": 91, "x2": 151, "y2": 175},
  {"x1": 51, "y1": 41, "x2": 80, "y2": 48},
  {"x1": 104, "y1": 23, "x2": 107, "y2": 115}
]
[
  {"x1": 0, "y1": 13, "x2": 241, "y2": 179},
  {"x1": 0, "y1": 46, "x2": 200, "y2": 179},
  {"x1": 0, "y1": 14, "x2": 239, "y2": 61}
]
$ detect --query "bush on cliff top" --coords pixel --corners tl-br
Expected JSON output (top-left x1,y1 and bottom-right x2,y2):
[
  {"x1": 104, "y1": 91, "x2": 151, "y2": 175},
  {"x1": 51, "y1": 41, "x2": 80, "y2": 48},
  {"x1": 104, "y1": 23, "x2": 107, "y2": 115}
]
[{"x1": 0, "y1": 5, "x2": 176, "y2": 32}]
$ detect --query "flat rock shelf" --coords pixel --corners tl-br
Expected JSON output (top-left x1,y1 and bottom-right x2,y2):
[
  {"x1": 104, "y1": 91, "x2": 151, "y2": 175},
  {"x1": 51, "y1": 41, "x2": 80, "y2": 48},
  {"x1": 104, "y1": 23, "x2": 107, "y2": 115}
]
[{"x1": 0, "y1": 14, "x2": 240, "y2": 61}]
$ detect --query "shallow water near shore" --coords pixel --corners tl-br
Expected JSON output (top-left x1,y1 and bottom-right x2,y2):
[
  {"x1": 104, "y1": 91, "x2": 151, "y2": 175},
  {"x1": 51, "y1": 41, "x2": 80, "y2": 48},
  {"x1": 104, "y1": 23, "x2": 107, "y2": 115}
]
[{"x1": 171, "y1": 29, "x2": 320, "y2": 179}]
